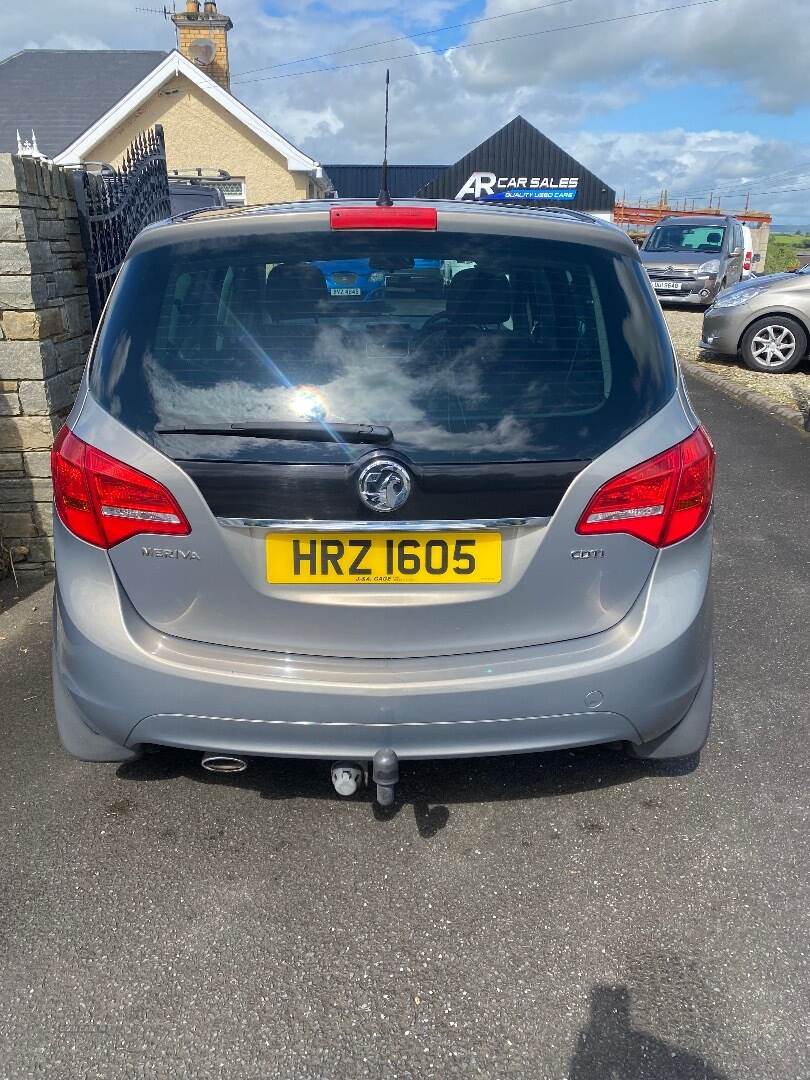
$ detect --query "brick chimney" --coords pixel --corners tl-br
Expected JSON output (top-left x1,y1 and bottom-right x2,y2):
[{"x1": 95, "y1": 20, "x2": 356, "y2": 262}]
[{"x1": 172, "y1": 0, "x2": 233, "y2": 91}]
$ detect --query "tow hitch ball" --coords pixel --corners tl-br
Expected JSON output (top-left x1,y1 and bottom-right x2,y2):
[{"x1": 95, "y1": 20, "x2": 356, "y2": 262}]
[
  {"x1": 372, "y1": 748, "x2": 399, "y2": 807},
  {"x1": 330, "y1": 748, "x2": 399, "y2": 806}
]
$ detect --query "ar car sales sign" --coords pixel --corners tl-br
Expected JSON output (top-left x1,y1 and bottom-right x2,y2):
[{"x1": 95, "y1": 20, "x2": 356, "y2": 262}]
[{"x1": 455, "y1": 172, "x2": 579, "y2": 201}]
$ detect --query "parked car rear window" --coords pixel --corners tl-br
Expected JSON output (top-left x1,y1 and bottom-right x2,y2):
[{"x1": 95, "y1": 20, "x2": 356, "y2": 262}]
[{"x1": 91, "y1": 229, "x2": 675, "y2": 464}]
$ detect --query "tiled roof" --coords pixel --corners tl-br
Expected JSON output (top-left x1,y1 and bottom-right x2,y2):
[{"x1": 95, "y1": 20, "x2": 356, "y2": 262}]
[{"x1": 0, "y1": 50, "x2": 167, "y2": 158}]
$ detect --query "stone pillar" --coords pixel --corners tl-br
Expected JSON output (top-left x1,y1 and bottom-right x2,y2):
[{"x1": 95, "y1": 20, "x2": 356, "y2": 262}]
[{"x1": 0, "y1": 154, "x2": 93, "y2": 579}]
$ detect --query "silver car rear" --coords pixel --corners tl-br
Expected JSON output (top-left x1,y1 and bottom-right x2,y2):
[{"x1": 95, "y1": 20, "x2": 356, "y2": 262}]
[{"x1": 52, "y1": 201, "x2": 715, "y2": 795}]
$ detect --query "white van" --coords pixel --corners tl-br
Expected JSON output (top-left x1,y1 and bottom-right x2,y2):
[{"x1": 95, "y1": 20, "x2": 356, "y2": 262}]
[{"x1": 741, "y1": 224, "x2": 755, "y2": 279}]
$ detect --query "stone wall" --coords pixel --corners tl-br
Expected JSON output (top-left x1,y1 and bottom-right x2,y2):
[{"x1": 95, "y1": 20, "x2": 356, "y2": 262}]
[{"x1": 0, "y1": 155, "x2": 93, "y2": 579}]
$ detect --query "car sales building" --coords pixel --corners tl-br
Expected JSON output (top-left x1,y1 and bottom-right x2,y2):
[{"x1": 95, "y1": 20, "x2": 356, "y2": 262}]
[{"x1": 326, "y1": 116, "x2": 616, "y2": 216}]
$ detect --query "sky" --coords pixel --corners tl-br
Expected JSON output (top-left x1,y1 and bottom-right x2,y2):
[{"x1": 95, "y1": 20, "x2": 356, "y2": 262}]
[{"x1": 3, "y1": 0, "x2": 810, "y2": 227}]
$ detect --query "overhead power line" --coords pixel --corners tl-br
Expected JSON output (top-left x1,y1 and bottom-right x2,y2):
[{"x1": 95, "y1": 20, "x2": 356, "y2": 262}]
[
  {"x1": 730, "y1": 159, "x2": 810, "y2": 186},
  {"x1": 719, "y1": 183, "x2": 810, "y2": 197},
  {"x1": 233, "y1": 0, "x2": 732, "y2": 85},
  {"x1": 231, "y1": 0, "x2": 575, "y2": 80},
  {"x1": 634, "y1": 159, "x2": 810, "y2": 202},
  {"x1": 633, "y1": 162, "x2": 810, "y2": 204},
  {"x1": 629, "y1": 185, "x2": 810, "y2": 213}
]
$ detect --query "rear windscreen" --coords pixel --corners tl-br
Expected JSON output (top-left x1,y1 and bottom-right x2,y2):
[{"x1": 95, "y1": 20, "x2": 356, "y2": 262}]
[{"x1": 90, "y1": 230, "x2": 675, "y2": 464}]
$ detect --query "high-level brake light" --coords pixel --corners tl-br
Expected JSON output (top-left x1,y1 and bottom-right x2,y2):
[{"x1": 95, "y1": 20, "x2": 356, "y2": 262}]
[{"x1": 330, "y1": 206, "x2": 437, "y2": 230}]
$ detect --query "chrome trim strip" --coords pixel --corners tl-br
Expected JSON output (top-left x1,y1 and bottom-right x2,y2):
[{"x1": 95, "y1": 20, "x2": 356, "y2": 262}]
[
  {"x1": 216, "y1": 516, "x2": 549, "y2": 532},
  {"x1": 586, "y1": 504, "x2": 664, "y2": 524},
  {"x1": 101, "y1": 506, "x2": 181, "y2": 523},
  {"x1": 149, "y1": 710, "x2": 595, "y2": 728}
]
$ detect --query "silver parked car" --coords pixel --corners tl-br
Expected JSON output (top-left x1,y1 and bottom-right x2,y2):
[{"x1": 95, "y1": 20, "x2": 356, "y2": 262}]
[
  {"x1": 52, "y1": 200, "x2": 716, "y2": 803},
  {"x1": 640, "y1": 215, "x2": 745, "y2": 306},
  {"x1": 702, "y1": 266, "x2": 810, "y2": 373}
]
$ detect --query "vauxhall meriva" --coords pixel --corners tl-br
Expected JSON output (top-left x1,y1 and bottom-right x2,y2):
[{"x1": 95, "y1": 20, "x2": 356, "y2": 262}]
[{"x1": 52, "y1": 200, "x2": 715, "y2": 804}]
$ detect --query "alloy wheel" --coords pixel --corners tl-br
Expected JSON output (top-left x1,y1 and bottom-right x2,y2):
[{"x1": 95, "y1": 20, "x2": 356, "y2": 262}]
[{"x1": 750, "y1": 324, "x2": 797, "y2": 368}]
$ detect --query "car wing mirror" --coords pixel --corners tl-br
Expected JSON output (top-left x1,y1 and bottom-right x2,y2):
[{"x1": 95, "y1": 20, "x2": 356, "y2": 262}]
[{"x1": 752, "y1": 253, "x2": 761, "y2": 264}]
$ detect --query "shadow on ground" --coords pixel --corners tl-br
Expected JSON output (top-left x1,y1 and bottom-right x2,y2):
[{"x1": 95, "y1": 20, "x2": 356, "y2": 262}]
[
  {"x1": 569, "y1": 986, "x2": 727, "y2": 1080},
  {"x1": 118, "y1": 744, "x2": 699, "y2": 838},
  {"x1": 0, "y1": 574, "x2": 49, "y2": 618}
]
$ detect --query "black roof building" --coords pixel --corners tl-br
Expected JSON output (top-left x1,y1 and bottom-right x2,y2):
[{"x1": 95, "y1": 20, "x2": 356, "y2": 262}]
[
  {"x1": 327, "y1": 116, "x2": 615, "y2": 215},
  {"x1": 325, "y1": 164, "x2": 446, "y2": 200},
  {"x1": 0, "y1": 50, "x2": 168, "y2": 158}
]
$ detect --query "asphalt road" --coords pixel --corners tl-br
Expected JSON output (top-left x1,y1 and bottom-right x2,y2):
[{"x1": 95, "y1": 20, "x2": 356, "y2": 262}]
[{"x1": 1, "y1": 376, "x2": 808, "y2": 1080}]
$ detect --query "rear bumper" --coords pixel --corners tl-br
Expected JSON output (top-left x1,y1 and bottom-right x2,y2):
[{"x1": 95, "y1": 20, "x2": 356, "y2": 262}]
[
  {"x1": 52, "y1": 515, "x2": 713, "y2": 761},
  {"x1": 123, "y1": 710, "x2": 639, "y2": 759}
]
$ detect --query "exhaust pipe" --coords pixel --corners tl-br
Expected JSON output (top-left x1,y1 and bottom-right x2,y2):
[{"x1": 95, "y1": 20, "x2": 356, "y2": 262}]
[{"x1": 201, "y1": 753, "x2": 247, "y2": 774}]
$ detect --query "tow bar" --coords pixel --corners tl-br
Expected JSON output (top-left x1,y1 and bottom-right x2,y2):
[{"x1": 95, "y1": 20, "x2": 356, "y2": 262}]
[
  {"x1": 329, "y1": 748, "x2": 400, "y2": 806},
  {"x1": 372, "y1": 748, "x2": 399, "y2": 807}
]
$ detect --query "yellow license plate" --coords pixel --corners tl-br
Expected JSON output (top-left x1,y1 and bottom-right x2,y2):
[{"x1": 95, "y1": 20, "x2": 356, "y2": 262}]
[{"x1": 266, "y1": 531, "x2": 502, "y2": 585}]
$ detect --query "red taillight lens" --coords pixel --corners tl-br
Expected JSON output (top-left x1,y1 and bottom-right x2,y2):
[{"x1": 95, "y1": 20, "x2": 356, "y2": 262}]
[
  {"x1": 576, "y1": 428, "x2": 715, "y2": 548},
  {"x1": 52, "y1": 427, "x2": 190, "y2": 549},
  {"x1": 51, "y1": 426, "x2": 104, "y2": 547},
  {"x1": 663, "y1": 427, "x2": 716, "y2": 545},
  {"x1": 744, "y1": 251, "x2": 752, "y2": 271},
  {"x1": 330, "y1": 206, "x2": 437, "y2": 230}
]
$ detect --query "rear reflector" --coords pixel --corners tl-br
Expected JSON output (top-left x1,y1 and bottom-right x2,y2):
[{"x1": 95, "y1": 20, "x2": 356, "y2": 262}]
[
  {"x1": 52, "y1": 427, "x2": 190, "y2": 549},
  {"x1": 330, "y1": 206, "x2": 437, "y2": 230},
  {"x1": 576, "y1": 427, "x2": 715, "y2": 547}
]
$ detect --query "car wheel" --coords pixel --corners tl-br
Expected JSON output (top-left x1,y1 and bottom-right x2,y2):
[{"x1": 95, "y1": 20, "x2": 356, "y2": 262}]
[{"x1": 741, "y1": 315, "x2": 807, "y2": 373}]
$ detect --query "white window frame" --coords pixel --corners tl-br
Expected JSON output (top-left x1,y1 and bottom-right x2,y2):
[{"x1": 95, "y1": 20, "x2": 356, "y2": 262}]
[{"x1": 208, "y1": 178, "x2": 246, "y2": 206}]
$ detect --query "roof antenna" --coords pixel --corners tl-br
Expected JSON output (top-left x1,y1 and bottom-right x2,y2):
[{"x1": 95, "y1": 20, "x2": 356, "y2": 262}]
[
  {"x1": 376, "y1": 69, "x2": 393, "y2": 207},
  {"x1": 134, "y1": 3, "x2": 176, "y2": 19}
]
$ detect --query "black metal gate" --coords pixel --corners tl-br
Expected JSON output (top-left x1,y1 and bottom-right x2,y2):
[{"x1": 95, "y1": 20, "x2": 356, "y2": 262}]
[{"x1": 73, "y1": 125, "x2": 171, "y2": 328}]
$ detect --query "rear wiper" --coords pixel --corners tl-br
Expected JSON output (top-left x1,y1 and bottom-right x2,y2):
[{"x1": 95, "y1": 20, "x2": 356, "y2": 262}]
[{"x1": 156, "y1": 421, "x2": 394, "y2": 445}]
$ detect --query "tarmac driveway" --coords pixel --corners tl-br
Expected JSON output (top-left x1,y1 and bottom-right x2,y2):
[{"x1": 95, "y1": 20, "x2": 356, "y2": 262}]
[{"x1": 0, "y1": 375, "x2": 808, "y2": 1079}]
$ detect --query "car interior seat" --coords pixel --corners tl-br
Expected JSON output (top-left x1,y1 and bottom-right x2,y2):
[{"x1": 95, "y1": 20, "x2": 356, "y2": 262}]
[
  {"x1": 445, "y1": 268, "x2": 512, "y2": 330},
  {"x1": 265, "y1": 264, "x2": 329, "y2": 322}
]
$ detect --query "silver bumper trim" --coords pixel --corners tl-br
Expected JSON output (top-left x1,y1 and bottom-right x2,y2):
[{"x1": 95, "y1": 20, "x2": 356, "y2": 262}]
[{"x1": 216, "y1": 516, "x2": 549, "y2": 532}]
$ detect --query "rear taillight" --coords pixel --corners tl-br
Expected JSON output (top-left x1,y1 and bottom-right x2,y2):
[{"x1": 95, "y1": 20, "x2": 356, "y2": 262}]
[
  {"x1": 330, "y1": 206, "x2": 437, "y2": 230},
  {"x1": 52, "y1": 427, "x2": 190, "y2": 549},
  {"x1": 576, "y1": 428, "x2": 715, "y2": 548},
  {"x1": 744, "y1": 251, "x2": 752, "y2": 271}
]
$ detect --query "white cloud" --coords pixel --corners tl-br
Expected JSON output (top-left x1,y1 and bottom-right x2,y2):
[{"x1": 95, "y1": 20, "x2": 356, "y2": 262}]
[
  {"x1": 450, "y1": 0, "x2": 810, "y2": 113},
  {"x1": 3, "y1": 0, "x2": 810, "y2": 222},
  {"x1": 21, "y1": 32, "x2": 109, "y2": 50},
  {"x1": 563, "y1": 128, "x2": 810, "y2": 222}
]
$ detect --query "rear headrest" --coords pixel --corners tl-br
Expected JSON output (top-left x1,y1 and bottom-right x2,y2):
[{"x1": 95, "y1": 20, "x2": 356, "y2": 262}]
[
  {"x1": 446, "y1": 269, "x2": 511, "y2": 326},
  {"x1": 706, "y1": 232, "x2": 722, "y2": 245},
  {"x1": 265, "y1": 263, "x2": 328, "y2": 320}
]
